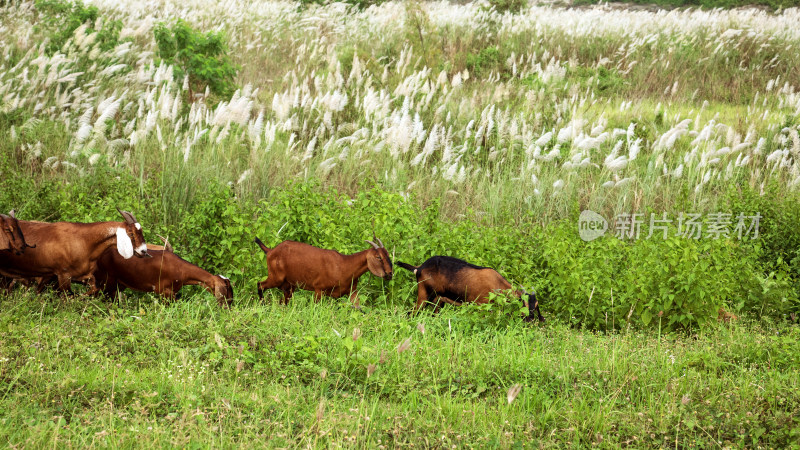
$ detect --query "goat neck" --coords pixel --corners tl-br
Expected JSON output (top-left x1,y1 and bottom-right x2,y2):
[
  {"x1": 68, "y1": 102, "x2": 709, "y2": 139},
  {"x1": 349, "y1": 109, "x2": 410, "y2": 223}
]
[{"x1": 339, "y1": 249, "x2": 372, "y2": 281}]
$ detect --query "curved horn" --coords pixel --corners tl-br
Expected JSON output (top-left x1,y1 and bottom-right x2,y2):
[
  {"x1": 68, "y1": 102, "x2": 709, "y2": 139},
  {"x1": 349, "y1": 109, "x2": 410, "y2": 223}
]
[
  {"x1": 8, "y1": 209, "x2": 15, "y2": 218},
  {"x1": 376, "y1": 236, "x2": 385, "y2": 248},
  {"x1": 365, "y1": 240, "x2": 380, "y2": 249},
  {"x1": 157, "y1": 234, "x2": 173, "y2": 252},
  {"x1": 117, "y1": 207, "x2": 133, "y2": 224}
]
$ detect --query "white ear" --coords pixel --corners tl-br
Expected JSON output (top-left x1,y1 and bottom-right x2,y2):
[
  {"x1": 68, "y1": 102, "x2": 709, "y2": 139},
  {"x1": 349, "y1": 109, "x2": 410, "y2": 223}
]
[{"x1": 116, "y1": 227, "x2": 134, "y2": 259}]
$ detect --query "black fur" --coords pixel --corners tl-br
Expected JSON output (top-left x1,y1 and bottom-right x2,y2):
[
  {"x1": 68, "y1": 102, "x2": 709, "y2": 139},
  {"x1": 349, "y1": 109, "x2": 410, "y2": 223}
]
[
  {"x1": 523, "y1": 291, "x2": 545, "y2": 322},
  {"x1": 398, "y1": 256, "x2": 491, "y2": 304},
  {"x1": 395, "y1": 261, "x2": 418, "y2": 272},
  {"x1": 399, "y1": 256, "x2": 490, "y2": 275}
]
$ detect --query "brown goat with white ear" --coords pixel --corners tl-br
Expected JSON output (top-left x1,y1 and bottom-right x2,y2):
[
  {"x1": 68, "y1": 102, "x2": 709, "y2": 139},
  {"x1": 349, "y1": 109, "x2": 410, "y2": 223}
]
[
  {"x1": 0, "y1": 210, "x2": 34, "y2": 255},
  {"x1": 254, "y1": 234, "x2": 393, "y2": 308},
  {"x1": 0, "y1": 209, "x2": 150, "y2": 293},
  {"x1": 92, "y1": 241, "x2": 233, "y2": 308}
]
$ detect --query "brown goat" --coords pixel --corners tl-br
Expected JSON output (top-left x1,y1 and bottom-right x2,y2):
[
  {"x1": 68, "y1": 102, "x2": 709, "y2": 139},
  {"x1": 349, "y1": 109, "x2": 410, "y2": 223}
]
[
  {"x1": 8, "y1": 237, "x2": 177, "y2": 294},
  {"x1": 0, "y1": 209, "x2": 150, "y2": 293},
  {"x1": 0, "y1": 210, "x2": 34, "y2": 255},
  {"x1": 92, "y1": 241, "x2": 233, "y2": 307},
  {"x1": 254, "y1": 235, "x2": 392, "y2": 307},
  {"x1": 396, "y1": 256, "x2": 544, "y2": 322}
]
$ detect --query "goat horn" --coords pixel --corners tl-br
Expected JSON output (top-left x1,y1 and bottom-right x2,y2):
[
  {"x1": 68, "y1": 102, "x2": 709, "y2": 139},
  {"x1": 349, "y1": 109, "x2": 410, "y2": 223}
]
[
  {"x1": 377, "y1": 236, "x2": 385, "y2": 248},
  {"x1": 8, "y1": 209, "x2": 15, "y2": 218},
  {"x1": 157, "y1": 234, "x2": 173, "y2": 252},
  {"x1": 365, "y1": 240, "x2": 380, "y2": 250},
  {"x1": 117, "y1": 207, "x2": 132, "y2": 224}
]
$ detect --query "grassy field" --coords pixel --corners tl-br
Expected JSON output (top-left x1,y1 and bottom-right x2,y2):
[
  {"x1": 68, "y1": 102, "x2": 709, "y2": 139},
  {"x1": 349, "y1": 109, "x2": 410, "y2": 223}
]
[
  {"x1": 1, "y1": 291, "x2": 799, "y2": 447},
  {"x1": 2, "y1": 0, "x2": 800, "y2": 446}
]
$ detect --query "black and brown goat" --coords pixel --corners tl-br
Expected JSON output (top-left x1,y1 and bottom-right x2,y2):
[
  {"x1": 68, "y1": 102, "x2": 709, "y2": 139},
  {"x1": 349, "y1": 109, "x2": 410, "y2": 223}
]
[
  {"x1": 396, "y1": 256, "x2": 544, "y2": 322},
  {"x1": 92, "y1": 238, "x2": 233, "y2": 307},
  {"x1": 0, "y1": 209, "x2": 150, "y2": 293},
  {"x1": 0, "y1": 210, "x2": 34, "y2": 255},
  {"x1": 254, "y1": 235, "x2": 392, "y2": 307}
]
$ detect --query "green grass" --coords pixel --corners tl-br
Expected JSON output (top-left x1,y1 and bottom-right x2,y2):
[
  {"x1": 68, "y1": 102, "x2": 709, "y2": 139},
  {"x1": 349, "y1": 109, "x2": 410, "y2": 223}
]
[
  {"x1": 3, "y1": 1, "x2": 800, "y2": 445},
  {"x1": 1, "y1": 290, "x2": 798, "y2": 447}
]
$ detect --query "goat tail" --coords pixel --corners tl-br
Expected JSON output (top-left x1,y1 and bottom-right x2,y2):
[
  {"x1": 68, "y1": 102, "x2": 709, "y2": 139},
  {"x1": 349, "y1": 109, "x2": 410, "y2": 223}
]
[
  {"x1": 395, "y1": 261, "x2": 418, "y2": 273},
  {"x1": 254, "y1": 237, "x2": 271, "y2": 255}
]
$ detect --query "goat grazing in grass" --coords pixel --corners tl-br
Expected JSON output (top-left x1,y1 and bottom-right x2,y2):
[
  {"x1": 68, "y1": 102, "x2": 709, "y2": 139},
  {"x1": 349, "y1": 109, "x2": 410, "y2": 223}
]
[
  {"x1": 0, "y1": 209, "x2": 150, "y2": 293},
  {"x1": 396, "y1": 256, "x2": 544, "y2": 322},
  {"x1": 92, "y1": 237, "x2": 233, "y2": 307},
  {"x1": 0, "y1": 210, "x2": 34, "y2": 255},
  {"x1": 254, "y1": 234, "x2": 392, "y2": 308}
]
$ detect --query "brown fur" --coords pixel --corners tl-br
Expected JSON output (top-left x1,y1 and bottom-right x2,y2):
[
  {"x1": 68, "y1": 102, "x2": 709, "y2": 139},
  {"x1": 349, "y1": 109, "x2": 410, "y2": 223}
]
[
  {"x1": 718, "y1": 307, "x2": 738, "y2": 323},
  {"x1": 254, "y1": 238, "x2": 392, "y2": 307},
  {"x1": 0, "y1": 210, "x2": 150, "y2": 293},
  {"x1": 93, "y1": 247, "x2": 233, "y2": 307}
]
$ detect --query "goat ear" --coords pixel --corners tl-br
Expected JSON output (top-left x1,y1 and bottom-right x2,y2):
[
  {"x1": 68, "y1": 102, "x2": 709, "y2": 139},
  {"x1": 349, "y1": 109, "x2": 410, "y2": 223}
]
[
  {"x1": 0, "y1": 229, "x2": 9, "y2": 251},
  {"x1": 365, "y1": 240, "x2": 379, "y2": 249},
  {"x1": 116, "y1": 227, "x2": 134, "y2": 259}
]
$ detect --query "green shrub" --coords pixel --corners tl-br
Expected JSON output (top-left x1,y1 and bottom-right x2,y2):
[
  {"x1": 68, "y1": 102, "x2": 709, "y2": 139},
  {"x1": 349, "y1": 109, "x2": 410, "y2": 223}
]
[
  {"x1": 2, "y1": 170, "x2": 795, "y2": 328},
  {"x1": 539, "y1": 223, "x2": 772, "y2": 330},
  {"x1": 35, "y1": 0, "x2": 121, "y2": 55},
  {"x1": 153, "y1": 19, "x2": 239, "y2": 100},
  {"x1": 485, "y1": 0, "x2": 527, "y2": 14},
  {"x1": 465, "y1": 46, "x2": 501, "y2": 78},
  {"x1": 296, "y1": 0, "x2": 386, "y2": 10}
]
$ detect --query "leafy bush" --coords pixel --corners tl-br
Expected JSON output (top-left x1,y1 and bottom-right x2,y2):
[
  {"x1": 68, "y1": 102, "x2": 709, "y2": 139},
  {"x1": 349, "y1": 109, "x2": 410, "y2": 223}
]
[
  {"x1": 2, "y1": 169, "x2": 796, "y2": 329},
  {"x1": 538, "y1": 223, "x2": 784, "y2": 330},
  {"x1": 153, "y1": 19, "x2": 239, "y2": 100},
  {"x1": 296, "y1": 0, "x2": 386, "y2": 10},
  {"x1": 35, "y1": 0, "x2": 121, "y2": 55},
  {"x1": 484, "y1": 0, "x2": 527, "y2": 14},
  {"x1": 465, "y1": 46, "x2": 501, "y2": 78}
]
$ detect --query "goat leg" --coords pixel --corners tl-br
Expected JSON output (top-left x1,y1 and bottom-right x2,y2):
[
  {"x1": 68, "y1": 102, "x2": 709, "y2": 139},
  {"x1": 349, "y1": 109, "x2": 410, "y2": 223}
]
[
  {"x1": 280, "y1": 284, "x2": 294, "y2": 305},
  {"x1": 412, "y1": 284, "x2": 429, "y2": 314}
]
